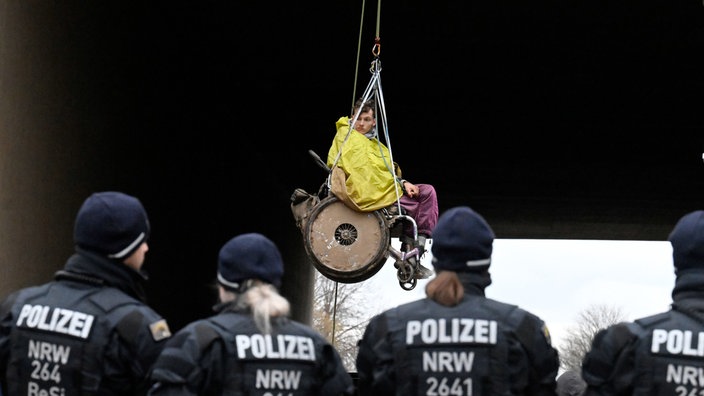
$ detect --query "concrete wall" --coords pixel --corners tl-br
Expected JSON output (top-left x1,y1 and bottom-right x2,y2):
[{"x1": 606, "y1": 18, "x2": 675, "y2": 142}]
[
  {"x1": 0, "y1": 3, "x2": 95, "y2": 296},
  {"x1": 0, "y1": 2, "x2": 315, "y2": 328}
]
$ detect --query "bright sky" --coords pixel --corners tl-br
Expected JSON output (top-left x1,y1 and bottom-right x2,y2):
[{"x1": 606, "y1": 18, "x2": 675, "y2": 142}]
[{"x1": 358, "y1": 238, "x2": 675, "y2": 350}]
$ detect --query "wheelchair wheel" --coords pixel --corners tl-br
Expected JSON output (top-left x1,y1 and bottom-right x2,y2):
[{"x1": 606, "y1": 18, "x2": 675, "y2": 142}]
[{"x1": 303, "y1": 196, "x2": 390, "y2": 283}]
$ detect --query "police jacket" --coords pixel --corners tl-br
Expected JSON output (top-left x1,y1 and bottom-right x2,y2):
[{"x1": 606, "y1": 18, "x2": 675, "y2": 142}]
[
  {"x1": 148, "y1": 302, "x2": 355, "y2": 396},
  {"x1": 582, "y1": 270, "x2": 704, "y2": 396},
  {"x1": 0, "y1": 250, "x2": 171, "y2": 396},
  {"x1": 356, "y1": 272, "x2": 560, "y2": 396}
]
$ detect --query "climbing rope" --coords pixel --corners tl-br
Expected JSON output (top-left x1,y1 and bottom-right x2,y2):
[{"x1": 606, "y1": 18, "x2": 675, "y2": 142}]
[
  {"x1": 329, "y1": 48, "x2": 404, "y2": 213},
  {"x1": 350, "y1": 0, "x2": 382, "y2": 108}
]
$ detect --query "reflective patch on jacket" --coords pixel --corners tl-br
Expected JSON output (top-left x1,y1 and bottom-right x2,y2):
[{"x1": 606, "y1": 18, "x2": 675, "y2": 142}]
[{"x1": 150, "y1": 319, "x2": 172, "y2": 341}]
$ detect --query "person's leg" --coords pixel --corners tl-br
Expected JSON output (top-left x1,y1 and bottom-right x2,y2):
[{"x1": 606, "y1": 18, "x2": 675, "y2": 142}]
[
  {"x1": 399, "y1": 183, "x2": 438, "y2": 279},
  {"x1": 400, "y1": 183, "x2": 439, "y2": 238}
]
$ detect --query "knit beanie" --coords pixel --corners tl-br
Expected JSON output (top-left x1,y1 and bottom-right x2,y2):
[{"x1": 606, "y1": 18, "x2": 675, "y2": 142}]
[
  {"x1": 431, "y1": 206, "x2": 494, "y2": 272},
  {"x1": 217, "y1": 233, "x2": 284, "y2": 290},
  {"x1": 74, "y1": 191, "x2": 150, "y2": 259},
  {"x1": 668, "y1": 210, "x2": 704, "y2": 273}
]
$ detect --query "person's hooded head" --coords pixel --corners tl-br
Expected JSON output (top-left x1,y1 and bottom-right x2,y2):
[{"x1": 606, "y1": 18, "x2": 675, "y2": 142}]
[
  {"x1": 73, "y1": 191, "x2": 150, "y2": 260},
  {"x1": 217, "y1": 233, "x2": 285, "y2": 292},
  {"x1": 668, "y1": 210, "x2": 704, "y2": 276},
  {"x1": 431, "y1": 206, "x2": 495, "y2": 274},
  {"x1": 556, "y1": 370, "x2": 586, "y2": 396}
]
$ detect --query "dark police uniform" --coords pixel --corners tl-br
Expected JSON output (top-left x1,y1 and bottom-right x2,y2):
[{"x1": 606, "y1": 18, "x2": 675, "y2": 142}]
[
  {"x1": 0, "y1": 251, "x2": 171, "y2": 396},
  {"x1": 582, "y1": 210, "x2": 704, "y2": 396},
  {"x1": 148, "y1": 302, "x2": 354, "y2": 396},
  {"x1": 582, "y1": 274, "x2": 704, "y2": 396},
  {"x1": 356, "y1": 285, "x2": 560, "y2": 396}
]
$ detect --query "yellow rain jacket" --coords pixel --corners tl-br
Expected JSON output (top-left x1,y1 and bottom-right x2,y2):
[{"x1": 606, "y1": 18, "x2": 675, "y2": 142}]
[{"x1": 327, "y1": 116, "x2": 404, "y2": 212}]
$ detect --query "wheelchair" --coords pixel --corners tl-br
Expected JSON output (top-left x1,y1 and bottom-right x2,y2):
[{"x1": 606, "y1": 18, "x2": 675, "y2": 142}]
[{"x1": 291, "y1": 150, "x2": 427, "y2": 291}]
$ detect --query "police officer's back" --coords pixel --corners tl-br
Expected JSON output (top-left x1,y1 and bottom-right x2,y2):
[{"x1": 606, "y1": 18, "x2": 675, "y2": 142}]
[
  {"x1": 148, "y1": 232, "x2": 355, "y2": 396},
  {"x1": 582, "y1": 210, "x2": 704, "y2": 396},
  {"x1": 0, "y1": 191, "x2": 172, "y2": 396},
  {"x1": 356, "y1": 206, "x2": 560, "y2": 396}
]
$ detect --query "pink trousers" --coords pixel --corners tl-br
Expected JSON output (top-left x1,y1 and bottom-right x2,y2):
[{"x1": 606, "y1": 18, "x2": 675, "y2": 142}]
[{"x1": 399, "y1": 183, "x2": 439, "y2": 238}]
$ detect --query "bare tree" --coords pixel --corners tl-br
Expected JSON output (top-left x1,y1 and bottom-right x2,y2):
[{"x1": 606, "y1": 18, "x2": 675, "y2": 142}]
[
  {"x1": 312, "y1": 272, "x2": 370, "y2": 371},
  {"x1": 559, "y1": 303, "x2": 627, "y2": 372}
]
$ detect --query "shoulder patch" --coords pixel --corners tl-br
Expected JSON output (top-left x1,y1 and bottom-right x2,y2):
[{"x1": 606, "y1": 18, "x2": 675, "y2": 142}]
[
  {"x1": 149, "y1": 319, "x2": 172, "y2": 341},
  {"x1": 542, "y1": 324, "x2": 552, "y2": 345}
]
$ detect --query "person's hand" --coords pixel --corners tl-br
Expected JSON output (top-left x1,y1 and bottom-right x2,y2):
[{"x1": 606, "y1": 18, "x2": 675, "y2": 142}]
[{"x1": 404, "y1": 181, "x2": 419, "y2": 198}]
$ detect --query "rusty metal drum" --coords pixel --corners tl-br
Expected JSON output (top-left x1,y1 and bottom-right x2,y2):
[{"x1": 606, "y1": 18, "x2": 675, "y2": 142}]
[{"x1": 303, "y1": 196, "x2": 390, "y2": 283}]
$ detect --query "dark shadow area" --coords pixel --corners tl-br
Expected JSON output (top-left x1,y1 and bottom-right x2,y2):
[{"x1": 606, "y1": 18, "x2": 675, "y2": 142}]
[{"x1": 3, "y1": 0, "x2": 703, "y2": 331}]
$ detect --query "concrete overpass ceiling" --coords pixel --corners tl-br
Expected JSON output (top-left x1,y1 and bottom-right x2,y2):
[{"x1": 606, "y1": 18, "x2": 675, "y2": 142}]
[
  {"x1": 3, "y1": 0, "x2": 704, "y2": 328},
  {"x1": 5, "y1": 1, "x2": 702, "y2": 242}
]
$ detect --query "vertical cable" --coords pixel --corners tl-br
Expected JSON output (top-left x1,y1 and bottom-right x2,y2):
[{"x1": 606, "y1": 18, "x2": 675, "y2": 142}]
[
  {"x1": 331, "y1": 281, "x2": 339, "y2": 345},
  {"x1": 351, "y1": 0, "x2": 367, "y2": 110}
]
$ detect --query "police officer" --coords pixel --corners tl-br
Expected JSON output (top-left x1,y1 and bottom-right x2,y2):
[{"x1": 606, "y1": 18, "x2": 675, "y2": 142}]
[
  {"x1": 582, "y1": 210, "x2": 704, "y2": 396},
  {"x1": 148, "y1": 232, "x2": 355, "y2": 396},
  {"x1": 356, "y1": 205, "x2": 560, "y2": 396},
  {"x1": 0, "y1": 191, "x2": 172, "y2": 396}
]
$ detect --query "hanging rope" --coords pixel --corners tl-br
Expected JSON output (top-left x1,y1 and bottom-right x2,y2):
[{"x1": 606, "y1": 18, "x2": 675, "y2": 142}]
[
  {"x1": 329, "y1": 51, "x2": 403, "y2": 212},
  {"x1": 350, "y1": 0, "x2": 366, "y2": 109},
  {"x1": 350, "y1": 0, "x2": 382, "y2": 109},
  {"x1": 331, "y1": 281, "x2": 339, "y2": 345},
  {"x1": 331, "y1": 0, "x2": 391, "y2": 348}
]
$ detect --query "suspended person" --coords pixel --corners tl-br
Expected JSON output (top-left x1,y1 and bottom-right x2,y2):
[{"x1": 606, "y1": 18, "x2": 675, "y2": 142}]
[
  {"x1": 0, "y1": 191, "x2": 172, "y2": 396},
  {"x1": 148, "y1": 232, "x2": 355, "y2": 396},
  {"x1": 355, "y1": 206, "x2": 560, "y2": 396},
  {"x1": 581, "y1": 210, "x2": 704, "y2": 396},
  {"x1": 327, "y1": 97, "x2": 438, "y2": 279}
]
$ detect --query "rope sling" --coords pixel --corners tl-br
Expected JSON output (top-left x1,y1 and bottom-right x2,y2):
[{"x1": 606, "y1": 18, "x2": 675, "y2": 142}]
[{"x1": 327, "y1": 0, "x2": 405, "y2": 216}]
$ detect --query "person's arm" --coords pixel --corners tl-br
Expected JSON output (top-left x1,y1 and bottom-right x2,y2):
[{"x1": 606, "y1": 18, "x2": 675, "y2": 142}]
[
  {"x1": 526, "y1": 320, "x2": 560, "y2": 396},
  {"x1": 356, "y1": 314, "x2": 396, "y2": 396},
  {"x1": 510, "y1": 311, "x2": 560, "y2": 396},
  {"x1": 328, "y1": 117, "x2": 351, "y2": 168},
  {"x1": 401, "y1": 180, "x2": 419, "y2": 198},
  {"x1": 582, "y1": 323, "x2": 639, "y2": 396},
  {"x1": 106, "y1": 307, "x2": 173, "y2": 396},
  {"x1": 148, "y1": 324, "x2": 222, "y2": 396},
  {"x1": 0, "y1": 291, "x2": 20, "y2": 392},
  {"x1": 318, "y1": 342, "x2": 355, "y2": 396}
]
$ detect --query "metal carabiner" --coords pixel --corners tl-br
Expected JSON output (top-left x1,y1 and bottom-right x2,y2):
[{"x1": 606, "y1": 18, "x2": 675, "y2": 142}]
[{"x1": 372, "y1": 36, "x2": 381, "y2": 57}]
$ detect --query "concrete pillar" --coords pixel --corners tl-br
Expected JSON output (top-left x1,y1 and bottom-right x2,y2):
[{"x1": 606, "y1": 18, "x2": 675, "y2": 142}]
[
  {"x1": 0, "y1": 2, "x2": 315, "y2": 327},
  {"x1": 0, "y1": 3, "x2": 98, "y2": 297}
]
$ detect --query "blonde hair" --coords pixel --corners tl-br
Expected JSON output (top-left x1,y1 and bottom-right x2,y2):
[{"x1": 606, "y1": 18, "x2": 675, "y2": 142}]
[{"x1": 219, "y1": 280, "x2": 291, "y2": 334}]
